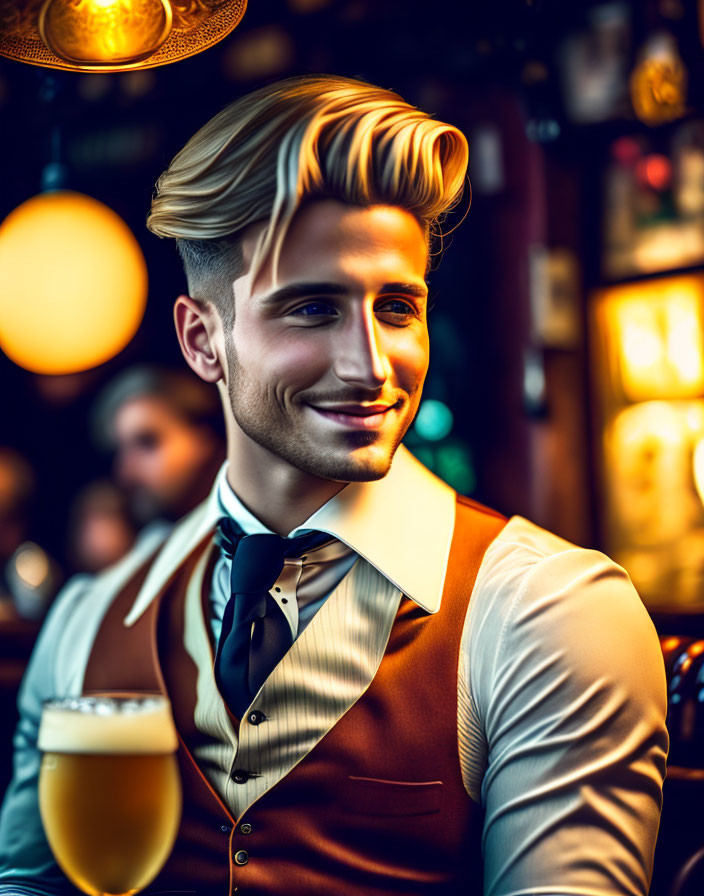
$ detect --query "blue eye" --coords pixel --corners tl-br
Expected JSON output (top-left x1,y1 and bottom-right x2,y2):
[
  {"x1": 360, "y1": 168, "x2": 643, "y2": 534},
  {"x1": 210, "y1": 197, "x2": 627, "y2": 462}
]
[{"x1": 291, "y1": 301, "x2": 337, "y2": 316}]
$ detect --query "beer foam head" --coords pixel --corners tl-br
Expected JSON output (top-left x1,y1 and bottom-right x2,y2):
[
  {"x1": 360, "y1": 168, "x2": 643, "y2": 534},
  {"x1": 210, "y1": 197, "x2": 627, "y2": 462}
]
[{"x1": 38, "y1": 695, "x2": 179, "y2": 754}]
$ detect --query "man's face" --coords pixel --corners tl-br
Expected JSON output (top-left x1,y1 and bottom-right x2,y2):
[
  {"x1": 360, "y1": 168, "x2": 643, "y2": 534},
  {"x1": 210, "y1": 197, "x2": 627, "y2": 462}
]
[
  {"x1": 112, "y1": 396, "x2": 215, "y2": 521},
  {"x1": 221, "y1": 200, "x2": 430, "y2": 483}
]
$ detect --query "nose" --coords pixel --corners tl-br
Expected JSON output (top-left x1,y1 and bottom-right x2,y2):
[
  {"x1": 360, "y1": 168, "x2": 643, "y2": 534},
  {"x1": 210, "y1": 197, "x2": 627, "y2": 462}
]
[
  {"x1": 332, "y1": 305, "x2": 390, "y2": 390},
  {"x1": 115, "y1": 443, "x2": 143, "y2": 489}
]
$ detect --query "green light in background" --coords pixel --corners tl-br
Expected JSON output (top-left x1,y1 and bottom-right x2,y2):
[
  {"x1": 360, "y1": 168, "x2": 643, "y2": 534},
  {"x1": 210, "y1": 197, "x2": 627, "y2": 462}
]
[
  {"x1": 435, "y1": 443, "x2": 476, "y2": 495},
  {"x1": 404, "y1": 435, "x2": 477, "y2": 496},
  {"x1": 414, "y1": 399, "x2": 454, "y2": 441}
]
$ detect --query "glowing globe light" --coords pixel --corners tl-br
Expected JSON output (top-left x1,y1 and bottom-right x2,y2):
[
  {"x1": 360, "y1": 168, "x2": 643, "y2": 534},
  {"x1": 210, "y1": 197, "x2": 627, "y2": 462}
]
[
  {"x1": 38, "y1": 0, "x2": 173, "y2": 67},
  {"x1": 0, "y1": 191, "x2": 148, "y2": 375}
]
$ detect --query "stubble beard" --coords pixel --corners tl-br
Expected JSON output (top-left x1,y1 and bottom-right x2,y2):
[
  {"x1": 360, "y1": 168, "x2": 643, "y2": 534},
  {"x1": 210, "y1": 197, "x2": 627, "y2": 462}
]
[{"x1": 224, "y1": 337, "x2": 411, "y2": 483}]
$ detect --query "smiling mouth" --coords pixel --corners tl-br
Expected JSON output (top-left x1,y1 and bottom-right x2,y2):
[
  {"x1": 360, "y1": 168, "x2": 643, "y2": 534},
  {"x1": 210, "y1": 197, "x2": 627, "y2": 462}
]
[{"x1": 307, "y1": 402, "x2": 399, "y2": 429}]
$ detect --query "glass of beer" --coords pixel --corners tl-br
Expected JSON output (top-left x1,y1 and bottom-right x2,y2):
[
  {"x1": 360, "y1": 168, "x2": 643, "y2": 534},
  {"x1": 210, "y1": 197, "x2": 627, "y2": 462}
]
[{"x1": 38, "y1": 694, "x2": 182, "y2": 896}]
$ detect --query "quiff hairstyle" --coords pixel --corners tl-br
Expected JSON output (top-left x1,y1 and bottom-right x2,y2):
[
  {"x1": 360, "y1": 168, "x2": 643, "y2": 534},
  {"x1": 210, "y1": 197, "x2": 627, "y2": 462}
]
[{"x1": 147, "y1": 74, "x2": 469, "y2": 327}]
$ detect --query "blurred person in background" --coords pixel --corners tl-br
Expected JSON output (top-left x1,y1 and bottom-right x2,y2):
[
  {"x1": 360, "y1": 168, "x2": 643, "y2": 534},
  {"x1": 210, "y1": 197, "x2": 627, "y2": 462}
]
[{"x1": 91, "y1": 365, "x2": 226, "y2": 526}]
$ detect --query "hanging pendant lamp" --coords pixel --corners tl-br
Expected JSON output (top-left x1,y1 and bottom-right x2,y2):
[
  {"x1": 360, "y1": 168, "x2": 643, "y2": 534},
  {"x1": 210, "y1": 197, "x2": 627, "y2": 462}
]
[{"x1": 0, "y1": 0, "x2": 247, "y2": 72}]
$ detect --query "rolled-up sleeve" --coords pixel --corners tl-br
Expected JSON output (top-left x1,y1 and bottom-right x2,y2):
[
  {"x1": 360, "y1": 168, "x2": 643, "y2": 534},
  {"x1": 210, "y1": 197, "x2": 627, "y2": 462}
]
[{"x1": 463, "y1": 527, "x2": 668, "y2": 896}]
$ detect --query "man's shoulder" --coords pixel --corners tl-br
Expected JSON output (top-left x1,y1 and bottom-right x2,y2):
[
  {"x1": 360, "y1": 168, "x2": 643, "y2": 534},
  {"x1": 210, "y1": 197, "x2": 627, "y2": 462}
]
[
  {"x1": 472, "y1": 512, "x2": 600, "y2": 576},
  {"x1": 464, "y1": 512, "x2": 646, "y2": 642},
  {"x1": 452, "y1": 498, "x2": 588, "y2": 585},
  {"x1": 466, "y1": 513, "x2": 655, "y2": 676}
]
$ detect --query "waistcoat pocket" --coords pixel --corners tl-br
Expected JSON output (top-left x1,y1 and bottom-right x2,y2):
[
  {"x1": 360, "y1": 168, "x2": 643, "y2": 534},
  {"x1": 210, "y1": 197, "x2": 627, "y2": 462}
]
[{"x1": 345, "y1": 776, "x2": 443, "y2": 816}]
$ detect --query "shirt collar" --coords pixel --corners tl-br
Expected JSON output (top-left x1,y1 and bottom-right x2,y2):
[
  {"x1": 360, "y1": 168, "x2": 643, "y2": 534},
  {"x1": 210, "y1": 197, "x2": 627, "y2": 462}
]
[{"x1": 124, "y1": 445, "x2": 456, "y2": 626}]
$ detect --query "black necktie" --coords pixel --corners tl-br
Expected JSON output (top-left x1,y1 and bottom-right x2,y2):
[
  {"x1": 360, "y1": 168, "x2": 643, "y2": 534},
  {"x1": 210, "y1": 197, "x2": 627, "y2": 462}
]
[{"x1": 214, "y1": 517, "x2": 331, "y2": 718}]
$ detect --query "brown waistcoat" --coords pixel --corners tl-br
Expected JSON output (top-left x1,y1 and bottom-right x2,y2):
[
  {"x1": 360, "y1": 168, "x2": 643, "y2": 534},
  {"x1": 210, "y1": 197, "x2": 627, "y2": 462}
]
[{"x1": 83, "y1": 495, "x2": 507, "y2": 895}]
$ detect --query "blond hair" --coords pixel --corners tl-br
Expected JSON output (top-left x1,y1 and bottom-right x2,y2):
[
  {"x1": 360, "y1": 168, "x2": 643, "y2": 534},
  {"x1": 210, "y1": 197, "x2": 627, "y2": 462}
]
[{"x1": 147, "y1": 74, "x2": 469, "y2": 319}]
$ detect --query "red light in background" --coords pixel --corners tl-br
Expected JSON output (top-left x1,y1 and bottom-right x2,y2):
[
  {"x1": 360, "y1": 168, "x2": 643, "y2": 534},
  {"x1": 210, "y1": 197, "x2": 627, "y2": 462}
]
[{"x1": 636, "y1": 154, "x2": 672, "y2": 191}]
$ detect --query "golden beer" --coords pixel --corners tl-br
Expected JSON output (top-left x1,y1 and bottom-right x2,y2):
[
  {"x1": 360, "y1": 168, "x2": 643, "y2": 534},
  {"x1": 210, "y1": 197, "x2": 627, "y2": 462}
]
[{"x1": 38, "y1": 695, "x2": 181, "y2": 896}]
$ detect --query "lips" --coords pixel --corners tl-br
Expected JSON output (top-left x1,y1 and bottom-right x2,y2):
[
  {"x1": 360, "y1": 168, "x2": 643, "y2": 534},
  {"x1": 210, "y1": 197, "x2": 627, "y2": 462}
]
[
  {"x1": 316, "y1": 403, "x2": 392, "y2": 415},
  {"x1": 308, "y1": 402, "x2": 398, "y2": 429}
]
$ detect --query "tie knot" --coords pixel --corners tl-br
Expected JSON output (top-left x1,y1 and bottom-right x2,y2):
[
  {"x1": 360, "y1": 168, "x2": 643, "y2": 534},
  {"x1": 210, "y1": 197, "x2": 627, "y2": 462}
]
[
  {"x1": 215, "y1": 517, "x2": 331, "y2": 593},
  {"x1": 230, "y1": 533, "x2": 291, "y2": 593}
]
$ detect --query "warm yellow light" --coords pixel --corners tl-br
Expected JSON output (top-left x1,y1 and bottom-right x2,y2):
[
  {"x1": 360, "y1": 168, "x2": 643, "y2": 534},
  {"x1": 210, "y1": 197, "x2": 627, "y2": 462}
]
[
  {"x1": 685, "y1": 403, "x2": 704, "y2": 433},
  {"x1": 668, "y1": 300, "x2": 703, "y2": 383},
  {"x1": 630, "y1": 34, "x2": 686, "y2": 126},
  {"x1": 0, "y1": 191, "x2": 148, "y2": 375},
  {"x1": 621, "y1": 313, "x2": 665, "y2": 379},
  {"x1": 0, "y1": 0, "x2": 247, "y2": 74},
  {"x1": 604, "y1": 401, "x2": 703, "y2": 547},
  {"x1": 661, "y1": 636, "x2": 682, "y2": 652},
  {"x1": 598, "y1": 276, "x2": 704, "y2": 401},
  {"x1": 693, "y1": 437, "x2": 704, "y2": 508},
  {"x1": 38, "y1": 0, "x2": 173, "y2": 67},
  {"x1": 609, "y1": 400, "x2": 686, "y2": 449}
]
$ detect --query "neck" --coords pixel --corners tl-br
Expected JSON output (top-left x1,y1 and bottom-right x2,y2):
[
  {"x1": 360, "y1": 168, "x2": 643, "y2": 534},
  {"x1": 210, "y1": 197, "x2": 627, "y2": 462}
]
[{"x1": 225, "y1": 438, "x2": 346, "y2": 537}]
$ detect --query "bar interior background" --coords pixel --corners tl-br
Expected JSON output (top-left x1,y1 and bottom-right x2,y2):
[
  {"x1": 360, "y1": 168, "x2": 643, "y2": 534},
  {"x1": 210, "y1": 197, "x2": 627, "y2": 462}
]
[{"x1": 3, "y1": 1, "x2": 704, "y2": 893}]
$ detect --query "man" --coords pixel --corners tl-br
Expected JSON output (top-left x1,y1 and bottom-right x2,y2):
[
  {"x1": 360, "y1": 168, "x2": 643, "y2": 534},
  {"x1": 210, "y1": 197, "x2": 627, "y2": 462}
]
[
  {"x1": 0, "y1": 74, "x2": 667, "y2": 895},
  {"x1": 91, "y1": 365, "x2": 225, "y2": 525}
]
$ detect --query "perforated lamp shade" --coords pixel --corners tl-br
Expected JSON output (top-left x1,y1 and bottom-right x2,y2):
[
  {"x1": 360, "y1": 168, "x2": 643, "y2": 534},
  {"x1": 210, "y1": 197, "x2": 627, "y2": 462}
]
[
  {"x1": 0, "y1": 0, "x2": 247, "y2": 72},
  {"x1": 0, "y1": 191, "x2": 148, "y2": 375}
]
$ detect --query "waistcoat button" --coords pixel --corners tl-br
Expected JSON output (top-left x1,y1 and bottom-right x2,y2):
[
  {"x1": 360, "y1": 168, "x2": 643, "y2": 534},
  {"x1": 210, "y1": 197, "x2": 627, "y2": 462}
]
[
  {"x1": 240, "y1": 822, "x2": 252, "y2": 834},
  {"x1": 234, "y1": 849, "x2": 249, "y2": 865},
  {"x1": 248, "y1": 710, "x2": 266, "y2": 725},
  {"x1": 220, "y1": 823, "x2": 230, "y2": 834},
  {"x1": 231, "y1": 769, "x2": 250, "y2": 784}
]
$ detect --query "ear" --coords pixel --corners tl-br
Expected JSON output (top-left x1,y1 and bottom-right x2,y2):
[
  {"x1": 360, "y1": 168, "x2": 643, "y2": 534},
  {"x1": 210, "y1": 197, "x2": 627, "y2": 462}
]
[{"x1": 173, "y1": 295, "x2": 224, "y2": 384}]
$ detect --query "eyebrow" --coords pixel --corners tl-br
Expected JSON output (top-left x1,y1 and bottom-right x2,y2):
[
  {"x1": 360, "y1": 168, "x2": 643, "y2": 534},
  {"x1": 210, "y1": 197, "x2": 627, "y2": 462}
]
[{"x1": 259, "y1": 281, "x2": 429, "y2": 306}]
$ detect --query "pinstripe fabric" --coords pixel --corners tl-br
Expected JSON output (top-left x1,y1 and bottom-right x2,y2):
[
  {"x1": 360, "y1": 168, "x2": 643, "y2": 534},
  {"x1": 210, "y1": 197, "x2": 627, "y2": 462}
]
[
  {"x1": 457, "y1": 655, "x2": 486, "y2": 804},
  {"x1": 184, "y1": 542, "x2": 403, "y2": 822},
  {"x1": 183, "y1": 546, "x2": 237, "y2": 788}
]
